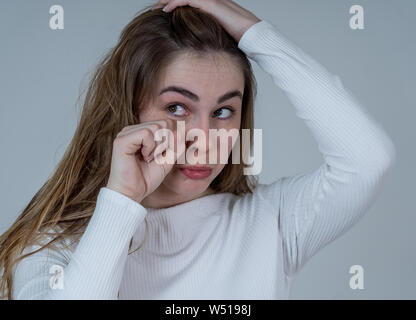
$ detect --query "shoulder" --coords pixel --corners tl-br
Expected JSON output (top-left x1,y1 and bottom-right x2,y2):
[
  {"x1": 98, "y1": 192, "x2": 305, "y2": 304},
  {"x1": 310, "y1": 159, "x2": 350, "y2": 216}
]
[
  {"x1": 14, "y1": 226, "x2": 77, "y2": 275},
  {"x1": 252, "y1": 179, "x2": 284, "y2": 203},
  {"x1": 226, "y1": 178, "x2": 285, "y2": 219}
]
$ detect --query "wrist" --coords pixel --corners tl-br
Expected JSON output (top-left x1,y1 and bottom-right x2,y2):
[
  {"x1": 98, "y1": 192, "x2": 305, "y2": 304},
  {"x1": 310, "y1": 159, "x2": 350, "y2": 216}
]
[{"x1": 105, "y1": 184, "x2": 145, "y2": 205}]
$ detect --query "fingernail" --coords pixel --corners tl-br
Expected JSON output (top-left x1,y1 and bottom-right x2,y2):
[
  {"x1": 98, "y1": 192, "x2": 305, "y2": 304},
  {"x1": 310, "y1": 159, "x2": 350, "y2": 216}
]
[
  {"x1": 146, "y1": 155, "x2": 154, "y2": 163},
  {"x1": 162, "y1": 5, "x2": 168, "y2": 12}
]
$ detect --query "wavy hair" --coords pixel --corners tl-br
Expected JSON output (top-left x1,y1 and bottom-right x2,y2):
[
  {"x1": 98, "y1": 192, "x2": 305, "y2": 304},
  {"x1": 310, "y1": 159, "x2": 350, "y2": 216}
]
[{"x1": 0, "y1": 4, "x2": 258, "y2": 299}]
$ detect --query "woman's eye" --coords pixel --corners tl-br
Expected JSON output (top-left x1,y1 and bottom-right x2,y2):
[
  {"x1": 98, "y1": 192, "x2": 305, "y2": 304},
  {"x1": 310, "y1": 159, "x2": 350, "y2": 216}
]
[
  {"x1": 214, "y1": 107, "x2": 234, "y2": 119},
  {"x1": 166, "y1": 104, "x2": 187, "y2": 117}
]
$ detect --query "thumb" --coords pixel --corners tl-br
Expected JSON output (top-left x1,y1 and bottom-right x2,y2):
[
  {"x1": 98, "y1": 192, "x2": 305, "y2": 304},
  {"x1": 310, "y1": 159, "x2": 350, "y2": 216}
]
[{"x1": 151, "y1": 123, "x2": 185, "y2": 166}]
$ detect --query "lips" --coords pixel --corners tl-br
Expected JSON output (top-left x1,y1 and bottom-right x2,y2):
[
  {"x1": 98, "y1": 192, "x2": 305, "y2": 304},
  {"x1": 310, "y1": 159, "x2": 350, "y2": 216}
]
[{"x1": 178, "y1": 166, "x2": 213, "y2": 179}]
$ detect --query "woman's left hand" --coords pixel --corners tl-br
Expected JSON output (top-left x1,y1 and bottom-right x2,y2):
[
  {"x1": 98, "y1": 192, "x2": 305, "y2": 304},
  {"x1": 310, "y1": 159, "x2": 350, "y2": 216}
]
[{"x1": 151, "y1": 0, "x2": 261, "y2": 43}]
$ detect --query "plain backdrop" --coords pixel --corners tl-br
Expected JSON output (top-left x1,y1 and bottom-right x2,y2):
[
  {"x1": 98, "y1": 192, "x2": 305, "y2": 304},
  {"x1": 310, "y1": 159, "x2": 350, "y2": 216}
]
[{"x1": 0, "y1": 0, "x2": 414, "y2": 299}]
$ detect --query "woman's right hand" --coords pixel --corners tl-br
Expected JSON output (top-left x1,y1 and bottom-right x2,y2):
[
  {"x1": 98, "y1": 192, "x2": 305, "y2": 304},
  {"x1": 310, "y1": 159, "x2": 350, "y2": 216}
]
[{"x1": 106, "y1": 119, "x2": 184, "y2": 203}]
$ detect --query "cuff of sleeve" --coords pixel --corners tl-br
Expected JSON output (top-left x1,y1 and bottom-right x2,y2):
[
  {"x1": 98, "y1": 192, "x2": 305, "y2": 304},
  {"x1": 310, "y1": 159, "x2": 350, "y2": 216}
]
[
  {"x1": 100, "y1": 187, "x2": 146, "y2": 213},
  {"x1": 92, "y1": 187, "x2": 148, "y2": 236}
]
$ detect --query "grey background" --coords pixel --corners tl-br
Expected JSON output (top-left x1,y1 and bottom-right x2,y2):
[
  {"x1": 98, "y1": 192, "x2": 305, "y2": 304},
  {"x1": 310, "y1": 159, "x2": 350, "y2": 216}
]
[{"x1": 0, "y1": 0, "x2": 414, "y2": 299}]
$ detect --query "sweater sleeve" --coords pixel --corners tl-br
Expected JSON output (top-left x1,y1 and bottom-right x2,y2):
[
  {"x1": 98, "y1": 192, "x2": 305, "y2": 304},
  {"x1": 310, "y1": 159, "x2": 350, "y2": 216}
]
[
  {"x1": 12, "y1": 187, "x2": 147, "y2": 299},
  {"x1": 238, "y1": 20, "x2": 396, "y2": 277}
]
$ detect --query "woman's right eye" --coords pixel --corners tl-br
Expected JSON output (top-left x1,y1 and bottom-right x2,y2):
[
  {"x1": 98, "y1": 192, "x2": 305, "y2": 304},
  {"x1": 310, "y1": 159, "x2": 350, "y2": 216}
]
[{"x1": 166, "y1": 104, "x2": 187, "y2": 117}]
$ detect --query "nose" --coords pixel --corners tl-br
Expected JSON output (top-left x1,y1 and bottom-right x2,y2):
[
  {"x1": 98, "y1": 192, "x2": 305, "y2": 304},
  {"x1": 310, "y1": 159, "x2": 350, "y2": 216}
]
[{"x1": 185, "y1": 117, "x2": 214, "y2": 163}]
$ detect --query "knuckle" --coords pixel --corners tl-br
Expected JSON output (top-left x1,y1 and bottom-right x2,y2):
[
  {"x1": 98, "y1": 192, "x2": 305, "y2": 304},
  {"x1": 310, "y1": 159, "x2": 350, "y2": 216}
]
[
  {"x1": 141, "y1": 127, "x2": 155, "y2": 139},
  {"x1": 121, "y1": 125, "x2": 132, "y2": 132},
  {"x1": 113, "y1": 135, "x2": 124, "y2": 147},
  {"x1": 114, "y1": 133, "x2": 125, "y2": 142},
  {"x1": 158, "y1": 119, "x2": 169, "y2": 127},
  {"x1": 149, "y1": 123, "x2": 158, "y2": 131}
]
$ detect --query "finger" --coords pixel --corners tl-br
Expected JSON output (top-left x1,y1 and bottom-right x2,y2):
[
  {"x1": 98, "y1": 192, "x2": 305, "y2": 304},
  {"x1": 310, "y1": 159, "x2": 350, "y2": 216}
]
[
  {"x1": 161, "y1": 122, "x2": 186, "y2": 163},
  {"x1": 119, "y1": 127, "x2": 155, "y2": 159},
  {"x1": 151, "y1": 0, "x2": 170, "y2": 10},
  {"x1": 162, "y1": 0, "x2": 205, "y2": 13},
  {"x1": 122, "y1": 119, "x2": 178, "y2": 164},
  {"x1": 151, "y1": 151, "x2": 171, "y2": 178},
  {"x1": 151, "y1": 127, "x2": 175, "y2": 163},
  {"x1": 141, "y1": 118, "x2": 177, "y2": 161},
  {"x1": 117, "y1": 126, "x2": 159, "y2": 159},
  {"x1": 138, "y1": 128, "x2": 157, "y2": 160},
  {"x1": 151, "y1": 4, "x2": 165, "y2": 10},
  {"x1": 118, "y1": 120, "x2": 168, "y2": 137},
  {"x1": 150, "y1": 120, "x2": 185, "y2": 165}
]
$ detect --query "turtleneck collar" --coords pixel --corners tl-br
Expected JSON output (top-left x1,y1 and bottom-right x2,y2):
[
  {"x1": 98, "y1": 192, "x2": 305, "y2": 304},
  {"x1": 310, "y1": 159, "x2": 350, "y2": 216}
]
[{"x1": 142, "y1": 191, "x2": 233, "y2": 221}]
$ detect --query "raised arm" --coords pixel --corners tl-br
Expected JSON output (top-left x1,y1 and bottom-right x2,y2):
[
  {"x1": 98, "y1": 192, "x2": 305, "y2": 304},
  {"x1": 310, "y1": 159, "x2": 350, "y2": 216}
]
[
  {"x1": 12, "y1": 188, "x2": 147, "y2": 299},
  {"x1": 238, "y1": 20, "x2": 396, "y2": 276}
]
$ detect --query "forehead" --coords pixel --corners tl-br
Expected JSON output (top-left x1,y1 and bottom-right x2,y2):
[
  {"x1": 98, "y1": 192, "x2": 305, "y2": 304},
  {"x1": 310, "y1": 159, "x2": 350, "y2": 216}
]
[{"x1": 157, "y1": 51, "x2": 245, "y2": 97}]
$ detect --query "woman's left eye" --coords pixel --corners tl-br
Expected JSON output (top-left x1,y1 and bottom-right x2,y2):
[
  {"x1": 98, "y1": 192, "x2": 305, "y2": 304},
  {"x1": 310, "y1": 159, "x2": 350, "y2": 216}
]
[{"x1": 213, "y1": 107, "x2": 235, "y2": 119}]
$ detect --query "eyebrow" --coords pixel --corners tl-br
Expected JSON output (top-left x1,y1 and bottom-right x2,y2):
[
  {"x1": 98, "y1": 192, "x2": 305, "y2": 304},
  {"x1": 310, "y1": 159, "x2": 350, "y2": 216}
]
[{"x1": 159, "y1": 86, "x2": 243, "y2": 105}]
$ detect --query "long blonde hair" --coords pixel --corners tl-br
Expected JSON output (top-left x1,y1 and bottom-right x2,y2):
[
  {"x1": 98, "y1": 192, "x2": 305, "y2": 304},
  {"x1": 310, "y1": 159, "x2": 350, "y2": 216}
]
[{"x1": 0, "y1": 5, "x2": 258, "y2": 299}]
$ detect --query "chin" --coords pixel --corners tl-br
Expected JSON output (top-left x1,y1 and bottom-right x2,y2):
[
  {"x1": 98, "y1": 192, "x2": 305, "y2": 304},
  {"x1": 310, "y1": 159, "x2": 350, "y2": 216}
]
[{"x1": 162, "y1": 167, "x2": 215, "y2": 196}]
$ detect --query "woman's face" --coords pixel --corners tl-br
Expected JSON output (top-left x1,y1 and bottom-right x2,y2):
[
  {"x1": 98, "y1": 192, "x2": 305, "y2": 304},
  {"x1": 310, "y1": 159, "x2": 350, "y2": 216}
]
[{"x1": 139, "y1": 51, "x2": 244, "y2": 200}]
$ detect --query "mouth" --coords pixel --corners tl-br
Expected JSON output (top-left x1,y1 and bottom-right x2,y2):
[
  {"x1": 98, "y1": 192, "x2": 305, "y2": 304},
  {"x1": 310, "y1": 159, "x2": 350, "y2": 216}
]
[{"x1": 178, "y1": 166, "x2": 213, "y2": 180}]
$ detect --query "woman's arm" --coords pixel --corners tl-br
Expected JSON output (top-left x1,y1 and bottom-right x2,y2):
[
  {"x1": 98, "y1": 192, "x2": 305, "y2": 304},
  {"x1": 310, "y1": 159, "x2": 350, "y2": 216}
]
[
  {"x1": 12, "y1": 188, "x2": 147, "y2": 299},
  {"x1": 238, "y1": 20, "x2": 396, "y2": 276}
]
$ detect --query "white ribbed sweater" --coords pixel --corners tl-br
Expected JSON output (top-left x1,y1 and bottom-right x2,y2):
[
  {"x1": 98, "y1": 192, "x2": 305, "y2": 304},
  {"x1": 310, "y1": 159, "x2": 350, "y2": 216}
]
[{"x1": 10, "y1": 20, "x2": 396, "y2": 300}]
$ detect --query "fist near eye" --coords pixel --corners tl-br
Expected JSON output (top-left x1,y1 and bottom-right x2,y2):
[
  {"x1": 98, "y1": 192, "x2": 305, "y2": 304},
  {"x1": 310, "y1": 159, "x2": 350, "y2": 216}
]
[{"x1": 106, "y1": 119, "x2": 185, "y2": 203}]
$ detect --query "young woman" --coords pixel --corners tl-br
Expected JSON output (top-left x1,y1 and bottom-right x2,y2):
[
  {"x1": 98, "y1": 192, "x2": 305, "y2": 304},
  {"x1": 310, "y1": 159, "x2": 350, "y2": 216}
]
[{"x1": 0, "y1": 1, "x2": 396, "y2": 300}]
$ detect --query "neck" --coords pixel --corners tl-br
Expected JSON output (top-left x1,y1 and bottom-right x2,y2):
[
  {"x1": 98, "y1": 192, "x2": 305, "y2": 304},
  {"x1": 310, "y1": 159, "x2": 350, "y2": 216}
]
[{"x1": 140, "y1": 184, "x2": 216, "y2": 209}]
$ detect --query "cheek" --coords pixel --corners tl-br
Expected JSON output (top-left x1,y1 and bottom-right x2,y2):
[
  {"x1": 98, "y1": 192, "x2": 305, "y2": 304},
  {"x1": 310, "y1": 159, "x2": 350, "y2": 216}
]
[
  {"x1": 215, "y1": 137, "x2": 236, "y2": 155},
  {"x1": 215, "y1": 124, "x2": 240, "y2": 154},
  {"x1": 138, "y1": 106, "x2": 164, "y2": 123},
  {"x1": 215, "y1": 163, "x2": 227, "y2": 174}
]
